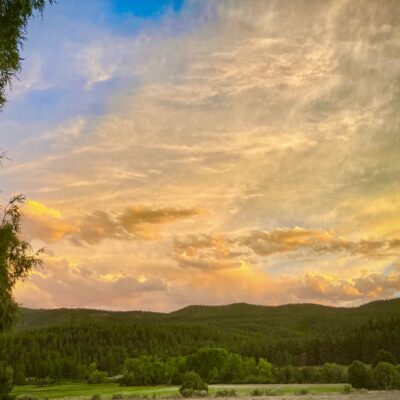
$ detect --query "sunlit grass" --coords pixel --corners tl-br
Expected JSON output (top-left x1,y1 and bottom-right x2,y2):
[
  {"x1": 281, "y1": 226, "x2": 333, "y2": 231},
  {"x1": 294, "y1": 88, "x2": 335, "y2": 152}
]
[{"x1": 13, "y1": 383, "x2": 349, "y2": 399}]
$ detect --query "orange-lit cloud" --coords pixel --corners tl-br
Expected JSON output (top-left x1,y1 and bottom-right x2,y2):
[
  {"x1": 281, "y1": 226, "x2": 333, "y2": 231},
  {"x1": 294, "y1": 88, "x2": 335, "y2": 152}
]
[
  {"x1": 119, "y1": 206, "x2": 205, "y2": 240},
  {"x1": 23, "y1": 200, "x2": 204, "y2": 244},
  {"x1": 23, "y1": 200, "x2": 76, "y2": 242},
  {"x1": 239, "y1": 228, "x2": 400, "y2": 258},
  {"x1": 290, "y1": 267, "x2": 400, "y2": 303}
]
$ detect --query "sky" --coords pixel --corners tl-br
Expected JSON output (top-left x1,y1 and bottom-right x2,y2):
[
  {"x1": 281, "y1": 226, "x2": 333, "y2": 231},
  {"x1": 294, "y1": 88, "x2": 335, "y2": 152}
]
[{"x1": 1, "y1": 0, "x2": 400, "y2": 311}]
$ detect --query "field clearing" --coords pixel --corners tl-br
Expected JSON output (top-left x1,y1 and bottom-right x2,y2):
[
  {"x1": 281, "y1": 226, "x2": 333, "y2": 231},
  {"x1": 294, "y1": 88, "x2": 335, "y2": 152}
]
[
  {"x1": 12, "y1": 383, "x2": 176, "y2": 399},
  {"x1": 13, "y1": 383, "x2": 398, "y2": 400}
]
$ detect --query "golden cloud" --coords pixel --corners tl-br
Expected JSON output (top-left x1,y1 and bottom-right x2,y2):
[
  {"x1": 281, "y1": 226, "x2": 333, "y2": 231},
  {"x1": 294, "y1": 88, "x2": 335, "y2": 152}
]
[
  {"x1": 23, "y1": 200, "x2": 76, "y2": 242},
  {"x1": 23, "y1": 200, "x2": 204, "y2": 244},
  {"x1": 239, "y1": 228, "x2": 400, "y2": 259},
  {"x1": 290, "y1": 267, "x2": 400, "y2": 303},
  {"x1": 119, "y1": 206, "x2": 205, "y2": 240},
  {"x1": 15, "y1": 255, "x2": 167, "y2": 309},
  {"x1": 239, "y1": 228, "x2": 334, "y2": 256},
  {"x1": 173, "y1": 233, "x2": 247, "y2": 271}
]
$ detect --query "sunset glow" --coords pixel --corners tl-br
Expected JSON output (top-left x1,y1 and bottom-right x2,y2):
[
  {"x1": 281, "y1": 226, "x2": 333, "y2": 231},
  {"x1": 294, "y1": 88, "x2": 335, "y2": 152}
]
[{"x1": 1, "y1": 0, "x2": 400, "y2": 311}]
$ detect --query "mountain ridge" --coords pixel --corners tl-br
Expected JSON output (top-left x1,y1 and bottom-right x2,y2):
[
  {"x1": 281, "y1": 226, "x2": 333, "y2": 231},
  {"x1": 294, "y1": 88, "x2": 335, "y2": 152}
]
[{"x1": 17, "y1": 297, "x2": 400, "y2": 332}]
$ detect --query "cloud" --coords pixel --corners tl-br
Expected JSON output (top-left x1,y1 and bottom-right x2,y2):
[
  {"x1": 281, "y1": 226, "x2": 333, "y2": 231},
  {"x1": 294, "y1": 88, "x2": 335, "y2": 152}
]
[
  {"x1": 15, "y1": 255, "x2": 167, "y2": 309},
  {"x1": 23, "y1": 200, "x2": 204, "y2": 244},
  {"x1": 290, "y1": 267, "x2": 400, "y2": 303},
  {"x1": 239, "y1": 228, "x2": 334, "y2": 256},
  {"x1": 173, "y1": 233, "x2": 247, "y2": 271},
  {"x1": 23, "y1": 200, "x2": 76, "y2": 242},
  {"x1": 240, "y1": 228, "x2": 400, "y2": 259},
  {"x1": 119, "y1": 206, "x2": 205, "y2": 240},
  {"x1": 173, "y1": 228, "x2": 400, "y2": 268}
]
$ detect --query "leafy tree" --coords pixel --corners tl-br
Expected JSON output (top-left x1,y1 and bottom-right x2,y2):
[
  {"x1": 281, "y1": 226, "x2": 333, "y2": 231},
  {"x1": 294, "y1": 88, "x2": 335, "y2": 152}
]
[
  {"x1": 13, "y1": 363, "x2": 26, "y2": 385},
  {"x1": 179, "y1": 371, "x2": 207, "y2": 398},
  {"x1": 220, "y1": 353, "x2": 244, "y2": 383},
  {"x1": 256, "y1": 358, "x2": 273, "y2": 383},
  {"x1": 300, "y1": 366, "x2": 322, "y2": 383},
  {"x1": 87, "y1": 362, "x2": 107, "y2": 384},
  {"x1": 275, "y1": 350, "x2": 292, "y2": 367},
  {"x1": 372, "y1": 349, "x2": 397, "y2": 367},
  {"x1": 165, "y1": 356, "x2": 185, "y2": 385},
  {"x1": 348, "y1": 360, "x2": 371, "y2": 389},
  {"x1": 0, "y1": 363, "x2": 13, "y2": 400},
  {"x1": 0, "y1": 194, "x2": 43, "y2": 332},
  {"x1": 275, "y1": 365, "x2": 298, "y2": 384},
  {"x1": 321, "y1": 363, "x2": 346, "y2": 383},
  {"x1": 373, "y1": 362, "x2": 400, "y2": 390},
  {"x1": 186, "y1": 348, "x2": 228, "y2": 382},
  {"x1": 0, "y1": 0, "x2": 53, "y2": 109},
  {"x1": 120, "y1": 356, "x2": 164, "y2": 386}
]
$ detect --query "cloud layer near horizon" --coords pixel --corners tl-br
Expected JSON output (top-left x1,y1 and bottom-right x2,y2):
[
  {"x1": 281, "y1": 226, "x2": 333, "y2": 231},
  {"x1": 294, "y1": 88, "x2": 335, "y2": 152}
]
[{"x1": 1, "y1": 0, "x2": 400, "y2": 310}]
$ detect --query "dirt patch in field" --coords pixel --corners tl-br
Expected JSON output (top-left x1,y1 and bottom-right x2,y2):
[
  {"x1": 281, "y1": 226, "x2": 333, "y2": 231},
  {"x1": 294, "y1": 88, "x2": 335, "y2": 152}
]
[{"x1": 213, "y1": 392, "x2": 400, "y2": 400}]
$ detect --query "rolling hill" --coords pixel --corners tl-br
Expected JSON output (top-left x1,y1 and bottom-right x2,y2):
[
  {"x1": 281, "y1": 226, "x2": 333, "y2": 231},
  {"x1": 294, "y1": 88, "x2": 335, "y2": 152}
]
[{"x1": 17, "y1": 298, "x2": 400, "y2": 335}]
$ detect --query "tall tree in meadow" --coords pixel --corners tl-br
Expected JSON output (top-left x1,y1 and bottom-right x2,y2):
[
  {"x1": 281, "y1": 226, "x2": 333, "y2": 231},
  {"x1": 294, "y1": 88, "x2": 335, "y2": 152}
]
[
  {"x1": 1, "y1": 0, "x2": 53, "y2": 330},
  {"x1": 0, "y1": 193, "x2": 43, "y2": 332}
]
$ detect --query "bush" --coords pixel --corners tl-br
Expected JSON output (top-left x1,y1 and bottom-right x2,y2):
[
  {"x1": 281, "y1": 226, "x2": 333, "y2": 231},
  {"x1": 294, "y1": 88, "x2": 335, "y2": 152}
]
[
  {"x1": 34, "y1": 376, "x2": 52, "y2": 387},
  {"x1": 297, "y1": 388, "x2": 309, "y2": 395},
  {"x1": 179, "y1": 371, "x2": 208, "y2": 398},
  {"x1": 214, "y1": 389, "x2": 236, "y2": 397},
  {"x1": 88, "y1": 370, "x2": 108, "y2": 384},
  {"x1": 348, "y1": 361, "x2": 371, "y2": 389},
  {"x1": 372, "y1": 362, "x2": 400, "y2": 390},
  {"x1": 250, "y1": 389, "x2": 263, "y2": 396},
  {"x1": 91, "y1": 395, "x2": 102, "y2": 400},
  {"x1": 343, "y1": 384, "x2": 351, "y2": 394},
  {"x1": 180, "y1": 389, "x2": 207, "y2": 398}
]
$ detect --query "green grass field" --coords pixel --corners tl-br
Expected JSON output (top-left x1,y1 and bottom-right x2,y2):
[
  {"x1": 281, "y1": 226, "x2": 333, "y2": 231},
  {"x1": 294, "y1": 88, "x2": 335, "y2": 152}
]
[
  {"x1": 12, "y1": 383, "x2": 349, "y2": 399},
  {"x1": 12, "y1": 383, "x2": 176, "y2": 399}
]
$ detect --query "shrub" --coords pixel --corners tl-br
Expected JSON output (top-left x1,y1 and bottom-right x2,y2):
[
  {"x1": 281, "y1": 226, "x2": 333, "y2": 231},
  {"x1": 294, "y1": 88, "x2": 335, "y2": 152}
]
[
  {"x1": 88, "y1": 370, "x2": 108, "y2": 384},
  {"x1": 215, "y1": 389, "x2": 236, "y2": 397},
  {"x1": 34, "y1": 376, "x2": 52, "y2": 387},
  {"x1": 91, "y1": 394, "x2": 102, "y2": 400},
  {"x1": 343, "y1": 384, "x2": 351, "y2": 394},
  {"x1": 250, "y1": 389, "x2": 263, "y2": 396},
  {"x1": 348, "y1": 361, "x2": 371, "y2": 389},
  {"x1": 297, "y1": 388, "x2": 309, "y2": 395},
  {"x1": 179, "y1": 371, "x2": 208, "y2": 398},
  {"x1": 180, "y1": 389, "x2": 207, "y2": 398},
  {"x1": 372, "y1": 362, "x2": 400, "y2": 390}
]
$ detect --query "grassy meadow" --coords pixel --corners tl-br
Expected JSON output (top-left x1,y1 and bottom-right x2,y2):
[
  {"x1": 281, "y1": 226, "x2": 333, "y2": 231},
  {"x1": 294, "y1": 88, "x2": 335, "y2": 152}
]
[
  {"x1": 13, "y1": 383, "x2": 351, "y2": 399},
  {"x1": 13, "y1": 383, "x2": 175, "y2": 399}
]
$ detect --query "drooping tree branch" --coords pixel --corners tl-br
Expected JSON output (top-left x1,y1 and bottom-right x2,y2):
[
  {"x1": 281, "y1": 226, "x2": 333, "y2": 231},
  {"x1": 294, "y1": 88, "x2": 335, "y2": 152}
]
[{"x1": 0, "y1": 0, "x2": 54, "y2": 109}]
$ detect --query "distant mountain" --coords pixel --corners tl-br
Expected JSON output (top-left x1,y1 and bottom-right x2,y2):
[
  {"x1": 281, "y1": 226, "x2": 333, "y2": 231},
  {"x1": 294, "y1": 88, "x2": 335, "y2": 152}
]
[{"x1": 17, "y1": 298, "x2": 400, "y2": 336}]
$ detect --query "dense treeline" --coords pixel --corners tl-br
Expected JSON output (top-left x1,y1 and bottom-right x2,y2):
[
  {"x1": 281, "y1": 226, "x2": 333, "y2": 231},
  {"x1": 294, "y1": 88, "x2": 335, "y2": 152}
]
[
  {"x1": 2, "y1": 345, "x2": 400, "y2": 392},
  {"x1": 1, "y1": 316, "x2": 400, "y2": 382}
]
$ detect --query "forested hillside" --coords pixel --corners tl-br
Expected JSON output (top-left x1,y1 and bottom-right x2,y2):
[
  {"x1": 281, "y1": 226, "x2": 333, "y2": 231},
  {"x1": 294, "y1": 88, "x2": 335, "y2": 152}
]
[
  {"x1": 1, "y1": 299, "x2": 399, "y2": 382},
  {"x1": 17, "y1": 298, "x2": 400, "y2": 335}
]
